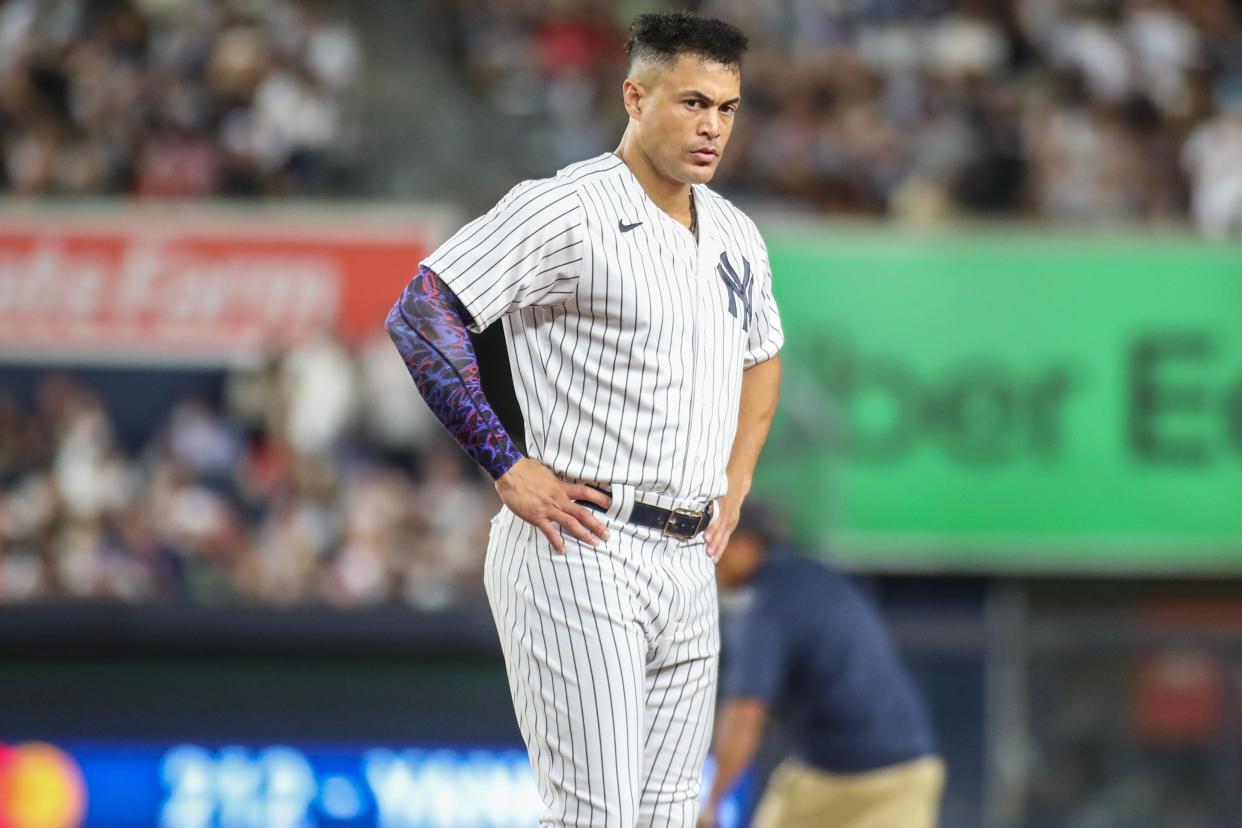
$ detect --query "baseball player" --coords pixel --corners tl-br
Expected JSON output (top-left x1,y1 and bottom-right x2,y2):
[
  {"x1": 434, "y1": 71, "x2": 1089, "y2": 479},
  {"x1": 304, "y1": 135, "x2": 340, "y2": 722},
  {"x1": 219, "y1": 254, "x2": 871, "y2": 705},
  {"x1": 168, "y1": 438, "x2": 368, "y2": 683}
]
[{"x1": 386, "y1": 12, "x2": 782, "y2": 827}]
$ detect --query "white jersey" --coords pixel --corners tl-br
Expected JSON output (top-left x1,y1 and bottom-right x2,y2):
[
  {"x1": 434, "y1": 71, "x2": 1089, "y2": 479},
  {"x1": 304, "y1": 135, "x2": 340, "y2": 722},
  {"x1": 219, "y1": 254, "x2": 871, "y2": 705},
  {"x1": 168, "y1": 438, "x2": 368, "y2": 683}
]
[{"x1": 422, "y1": 152, "x2": 784, "y2": 510}]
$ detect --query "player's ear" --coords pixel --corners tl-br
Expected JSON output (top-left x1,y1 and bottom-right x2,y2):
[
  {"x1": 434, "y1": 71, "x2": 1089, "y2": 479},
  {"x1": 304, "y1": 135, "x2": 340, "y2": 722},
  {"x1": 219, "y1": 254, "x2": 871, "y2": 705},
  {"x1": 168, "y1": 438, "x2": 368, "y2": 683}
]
[{"x1": 622, "y1": 78, "x2": 644, "y2": 119}]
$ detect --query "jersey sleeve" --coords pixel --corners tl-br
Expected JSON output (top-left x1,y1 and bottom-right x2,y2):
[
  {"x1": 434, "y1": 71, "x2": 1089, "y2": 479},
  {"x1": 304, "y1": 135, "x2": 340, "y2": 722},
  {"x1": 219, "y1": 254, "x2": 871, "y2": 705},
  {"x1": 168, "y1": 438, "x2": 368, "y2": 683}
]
[
  {"x1": 744, "y1": 236, "x2": 784, "y2": 368},
  {"x1": 421, "y1": 179, "x2": 585, "y2": 333},
  {"x1": 720, "y1": 601, "x2": 788, "y2": 703}
]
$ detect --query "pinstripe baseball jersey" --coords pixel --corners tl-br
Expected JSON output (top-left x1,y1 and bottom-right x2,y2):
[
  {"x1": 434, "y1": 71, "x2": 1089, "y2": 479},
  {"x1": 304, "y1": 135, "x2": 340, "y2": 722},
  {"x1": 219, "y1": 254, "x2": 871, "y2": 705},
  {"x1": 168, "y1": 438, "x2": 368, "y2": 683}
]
[{"x1": 422, "y1": 152, "x2": 783, "y2": 512}]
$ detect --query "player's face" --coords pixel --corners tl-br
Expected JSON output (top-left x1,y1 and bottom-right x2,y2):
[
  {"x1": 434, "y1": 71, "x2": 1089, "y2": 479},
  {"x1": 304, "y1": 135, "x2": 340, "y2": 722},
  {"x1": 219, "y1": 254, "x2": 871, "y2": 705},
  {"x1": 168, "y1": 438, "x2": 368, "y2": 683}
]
[{"x1": 632, "y1": 55, "x2": 741, "y2": 185}]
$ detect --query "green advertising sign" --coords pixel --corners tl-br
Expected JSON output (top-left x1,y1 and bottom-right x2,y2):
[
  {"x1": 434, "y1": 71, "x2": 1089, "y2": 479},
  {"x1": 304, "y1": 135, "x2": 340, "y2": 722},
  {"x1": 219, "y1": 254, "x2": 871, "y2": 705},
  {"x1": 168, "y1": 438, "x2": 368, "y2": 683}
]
[{"x1": 756, "y1": 229, "x2": 1242, "y2": 573}]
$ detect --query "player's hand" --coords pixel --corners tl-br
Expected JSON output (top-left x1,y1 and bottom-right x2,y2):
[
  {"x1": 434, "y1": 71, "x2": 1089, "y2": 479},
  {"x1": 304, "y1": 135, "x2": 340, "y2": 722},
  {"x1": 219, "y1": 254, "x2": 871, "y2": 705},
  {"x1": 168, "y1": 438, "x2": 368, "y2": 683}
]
[
  {"x1": 495, "y1": 458, "x2": 611, "y2": 553},
  {"x1": 704, "y1": 491, "x2": 742, "y2": 563},
  {"x1": 696, "y1": 808, "x2": 718, "y2": 828}
]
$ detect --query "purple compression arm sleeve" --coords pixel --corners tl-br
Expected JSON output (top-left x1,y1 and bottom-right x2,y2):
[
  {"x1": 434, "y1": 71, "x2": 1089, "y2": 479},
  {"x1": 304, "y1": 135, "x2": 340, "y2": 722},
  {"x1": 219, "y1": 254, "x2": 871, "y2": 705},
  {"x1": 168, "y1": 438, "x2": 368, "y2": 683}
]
[{"x1": 385, "y1": 265, "x2": 524, "y2": 480}]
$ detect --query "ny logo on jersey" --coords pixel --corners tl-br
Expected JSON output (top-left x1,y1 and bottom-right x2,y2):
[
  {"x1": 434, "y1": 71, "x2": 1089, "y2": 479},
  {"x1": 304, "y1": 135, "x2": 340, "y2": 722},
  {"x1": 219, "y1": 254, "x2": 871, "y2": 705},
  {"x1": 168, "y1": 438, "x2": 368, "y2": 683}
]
[{"x1": 716, "y1": 252, "x2": 754, "y2": 332}]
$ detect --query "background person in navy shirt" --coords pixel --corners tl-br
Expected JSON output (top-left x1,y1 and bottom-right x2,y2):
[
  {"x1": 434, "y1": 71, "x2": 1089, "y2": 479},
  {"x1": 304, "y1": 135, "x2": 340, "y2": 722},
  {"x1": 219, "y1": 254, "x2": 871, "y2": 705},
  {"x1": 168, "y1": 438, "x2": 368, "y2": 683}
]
[{"x1": 700, "y1": 503, "x2": 944, "y2": 828}]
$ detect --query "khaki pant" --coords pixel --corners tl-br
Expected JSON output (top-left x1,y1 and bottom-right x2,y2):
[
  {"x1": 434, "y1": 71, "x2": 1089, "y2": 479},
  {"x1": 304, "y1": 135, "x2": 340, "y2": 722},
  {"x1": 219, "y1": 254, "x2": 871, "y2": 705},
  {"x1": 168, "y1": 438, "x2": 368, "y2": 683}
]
[{"x1": 749, "y1": 756, "x2": 945, "y2": 828}]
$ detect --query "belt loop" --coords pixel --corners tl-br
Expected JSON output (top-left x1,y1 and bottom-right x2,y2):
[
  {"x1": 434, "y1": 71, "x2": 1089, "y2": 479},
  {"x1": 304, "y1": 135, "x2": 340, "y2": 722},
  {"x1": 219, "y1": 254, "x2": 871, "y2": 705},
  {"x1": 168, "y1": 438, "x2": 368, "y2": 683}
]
[{"x1": 606, "y1": 484, "x2": 635, "y2": 525}]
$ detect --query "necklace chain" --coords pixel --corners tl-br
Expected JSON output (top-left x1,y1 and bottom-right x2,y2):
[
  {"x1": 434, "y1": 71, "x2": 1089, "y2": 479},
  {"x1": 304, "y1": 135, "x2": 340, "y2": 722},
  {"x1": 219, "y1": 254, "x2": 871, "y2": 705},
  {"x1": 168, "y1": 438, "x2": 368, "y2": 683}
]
[{"x1": 689, "y1": 191, "x2": 698, "y2": 239}]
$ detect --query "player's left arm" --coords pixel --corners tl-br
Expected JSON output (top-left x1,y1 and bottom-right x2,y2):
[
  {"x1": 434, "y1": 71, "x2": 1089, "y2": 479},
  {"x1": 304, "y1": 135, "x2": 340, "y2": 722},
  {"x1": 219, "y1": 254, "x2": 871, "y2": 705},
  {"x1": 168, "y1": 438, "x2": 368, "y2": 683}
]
[
  {"x1": 704, "y1": 355, "x2": 781, "y2": 561},
  {"x1": 705, "y1": 230, "x2": 784, "y2": 562}
]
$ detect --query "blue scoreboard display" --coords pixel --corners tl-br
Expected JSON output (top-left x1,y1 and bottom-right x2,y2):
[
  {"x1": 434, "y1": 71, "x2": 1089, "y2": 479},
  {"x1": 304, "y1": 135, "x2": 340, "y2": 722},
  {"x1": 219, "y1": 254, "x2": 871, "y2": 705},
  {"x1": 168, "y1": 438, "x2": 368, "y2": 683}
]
[{"x1": 0, "y1": 740, "x2": 753, "y2": 828}]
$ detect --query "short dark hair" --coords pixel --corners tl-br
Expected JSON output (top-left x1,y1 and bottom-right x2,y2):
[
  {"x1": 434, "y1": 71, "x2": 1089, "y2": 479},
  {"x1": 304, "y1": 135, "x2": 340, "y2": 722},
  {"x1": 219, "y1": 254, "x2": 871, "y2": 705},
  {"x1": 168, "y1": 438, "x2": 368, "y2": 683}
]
[
  {"x1": 734, "y1": 500, "x2": 787, "y2": 549},
  {"x1": 625, "y1": 12, "x2": 748, "y2": 73}
]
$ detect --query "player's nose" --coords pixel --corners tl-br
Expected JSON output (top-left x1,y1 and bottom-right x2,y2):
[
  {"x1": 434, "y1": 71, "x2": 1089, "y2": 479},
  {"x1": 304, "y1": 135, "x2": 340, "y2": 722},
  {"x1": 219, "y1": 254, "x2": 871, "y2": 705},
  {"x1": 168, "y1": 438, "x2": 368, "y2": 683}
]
[{"x1": 699, "y1": 112, "x2": 721, "y2": 139}]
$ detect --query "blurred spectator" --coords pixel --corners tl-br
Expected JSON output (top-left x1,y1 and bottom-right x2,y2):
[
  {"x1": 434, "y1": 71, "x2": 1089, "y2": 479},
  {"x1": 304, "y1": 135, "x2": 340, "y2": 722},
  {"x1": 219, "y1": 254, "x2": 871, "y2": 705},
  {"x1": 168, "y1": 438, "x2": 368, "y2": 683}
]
[
  {"x1": 280, "y1": 330, "x2": 357, "y2": 458},
  {"x1": 0, "y1": 344, "x2": 500, "y2": 609},
  {"x1": 0, "y1": 0, "x2": 359, "y2": 198},
  {"x1": 1181, "y1": 77, "x2": 1242, "y2": 238},
  {"x1": 357, "y1": 330, "x2": 442, "y2": 465}
]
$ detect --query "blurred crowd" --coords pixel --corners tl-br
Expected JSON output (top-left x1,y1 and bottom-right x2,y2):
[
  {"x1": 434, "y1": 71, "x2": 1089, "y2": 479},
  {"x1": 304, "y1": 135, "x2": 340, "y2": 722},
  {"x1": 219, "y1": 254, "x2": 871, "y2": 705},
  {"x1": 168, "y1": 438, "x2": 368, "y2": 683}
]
[
  {"x1": 0, "y1": 334, "x2": 498, "y2": 609},
  {"x1": 444, "y1": 0, "x2": 1242, "y2": 236},
  {"x1": 5, "y1": 0, "x2": 1240, "y2": 233},
  {"x1": 0, "y1": 0, "x2": 359, "y2": 197}
]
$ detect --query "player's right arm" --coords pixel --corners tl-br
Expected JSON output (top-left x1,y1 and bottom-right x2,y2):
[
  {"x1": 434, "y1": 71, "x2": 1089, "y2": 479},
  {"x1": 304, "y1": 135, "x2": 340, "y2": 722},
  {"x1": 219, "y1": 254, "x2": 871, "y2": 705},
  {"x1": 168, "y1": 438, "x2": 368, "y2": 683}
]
[{"x1": 385, "y1": 265, "x2": 609, "y2": 551}]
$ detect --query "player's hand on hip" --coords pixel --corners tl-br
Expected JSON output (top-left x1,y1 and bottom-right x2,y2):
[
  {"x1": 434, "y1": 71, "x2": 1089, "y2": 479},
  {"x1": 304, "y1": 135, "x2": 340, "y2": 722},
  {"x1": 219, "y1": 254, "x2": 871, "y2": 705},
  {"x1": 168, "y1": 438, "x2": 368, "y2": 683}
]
[
  {"x1": 495, "y1": 458, "x2": 611, "y2": 553},
  {"x1": 704, "y1": 491, "x2": 742, "y2": 563}
]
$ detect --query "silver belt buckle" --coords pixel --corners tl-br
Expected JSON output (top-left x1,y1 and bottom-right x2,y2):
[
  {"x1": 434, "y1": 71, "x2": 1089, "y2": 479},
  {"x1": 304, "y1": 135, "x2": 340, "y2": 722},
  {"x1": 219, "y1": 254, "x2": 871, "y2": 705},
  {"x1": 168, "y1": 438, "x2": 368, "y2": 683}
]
[{"x1": 664, "y1": 507, "x2": 704, "y2": 540}]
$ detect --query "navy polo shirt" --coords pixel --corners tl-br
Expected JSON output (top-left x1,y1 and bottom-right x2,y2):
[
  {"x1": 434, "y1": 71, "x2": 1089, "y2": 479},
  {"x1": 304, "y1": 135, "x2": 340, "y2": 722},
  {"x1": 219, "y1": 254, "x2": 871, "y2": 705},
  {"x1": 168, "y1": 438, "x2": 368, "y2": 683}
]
[{"x1": 719, "y1": 550, "x2": 937, "y2": 773}]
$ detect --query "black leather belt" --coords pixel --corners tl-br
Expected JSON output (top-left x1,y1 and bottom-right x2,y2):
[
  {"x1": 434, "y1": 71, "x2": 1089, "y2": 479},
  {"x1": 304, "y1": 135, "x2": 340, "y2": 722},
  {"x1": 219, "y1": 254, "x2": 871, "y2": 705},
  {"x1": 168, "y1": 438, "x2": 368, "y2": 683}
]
[{"x1": 576, "y1": 486, "x2": 713, "y2": 540}]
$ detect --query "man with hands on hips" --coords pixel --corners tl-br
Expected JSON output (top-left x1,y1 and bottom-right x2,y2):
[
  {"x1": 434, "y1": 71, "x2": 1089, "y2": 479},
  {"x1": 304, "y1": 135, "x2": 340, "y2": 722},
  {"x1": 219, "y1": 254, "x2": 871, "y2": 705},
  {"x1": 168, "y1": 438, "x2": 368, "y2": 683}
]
[{"x1": 387, "y1": 11, "x2": 782, "y2": 826}]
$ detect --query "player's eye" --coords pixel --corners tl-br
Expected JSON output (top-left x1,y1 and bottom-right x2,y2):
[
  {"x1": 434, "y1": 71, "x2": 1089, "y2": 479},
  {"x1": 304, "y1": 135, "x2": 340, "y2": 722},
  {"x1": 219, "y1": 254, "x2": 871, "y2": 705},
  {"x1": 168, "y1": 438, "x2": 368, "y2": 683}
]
[
  {"x1": 721, "y1": 104, "x2": 737, "y2": 114},
  {"x1": 684, "y1": 99, "x2": 701, "y2": 109}
]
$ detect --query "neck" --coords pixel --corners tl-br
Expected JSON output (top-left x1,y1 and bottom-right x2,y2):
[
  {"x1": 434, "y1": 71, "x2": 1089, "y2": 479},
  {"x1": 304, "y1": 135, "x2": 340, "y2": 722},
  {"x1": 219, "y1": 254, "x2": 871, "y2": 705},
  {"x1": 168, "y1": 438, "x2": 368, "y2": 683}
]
[{"x1": 615, "y1": 129, "x2": 693, "y2": 223}]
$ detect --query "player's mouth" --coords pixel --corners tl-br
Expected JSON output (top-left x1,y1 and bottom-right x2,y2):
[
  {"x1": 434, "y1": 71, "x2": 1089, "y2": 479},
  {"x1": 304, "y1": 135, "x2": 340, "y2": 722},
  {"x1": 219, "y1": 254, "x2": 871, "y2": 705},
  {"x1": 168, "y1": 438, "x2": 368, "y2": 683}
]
[{"x1": 690, "y1": 148, "x2": 718, "y2": 164}]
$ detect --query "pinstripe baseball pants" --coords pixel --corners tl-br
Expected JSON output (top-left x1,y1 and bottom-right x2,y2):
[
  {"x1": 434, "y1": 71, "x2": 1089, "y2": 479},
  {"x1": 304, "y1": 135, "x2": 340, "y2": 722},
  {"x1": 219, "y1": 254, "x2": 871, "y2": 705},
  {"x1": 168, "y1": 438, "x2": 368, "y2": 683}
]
[{"x1": 483, "y1": 499, "x2": 720, "y2": 828}]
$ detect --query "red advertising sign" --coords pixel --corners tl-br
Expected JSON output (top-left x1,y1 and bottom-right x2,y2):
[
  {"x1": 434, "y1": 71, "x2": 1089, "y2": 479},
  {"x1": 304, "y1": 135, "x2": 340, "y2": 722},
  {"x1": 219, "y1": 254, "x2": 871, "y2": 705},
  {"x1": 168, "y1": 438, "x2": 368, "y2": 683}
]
[{"x1": 0, "y1": 208, "x2": 453, "y2": 362}]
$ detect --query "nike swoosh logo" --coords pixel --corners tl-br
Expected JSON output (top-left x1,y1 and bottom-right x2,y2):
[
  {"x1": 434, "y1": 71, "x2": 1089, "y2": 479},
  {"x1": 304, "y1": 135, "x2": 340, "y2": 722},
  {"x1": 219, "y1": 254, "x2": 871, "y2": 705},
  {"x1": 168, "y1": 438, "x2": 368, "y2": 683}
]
[{"x1": 619, "y1": 220, "x2": 643, "y2": 233}]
